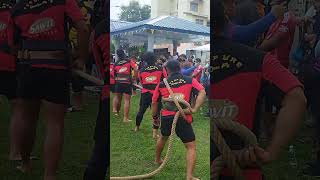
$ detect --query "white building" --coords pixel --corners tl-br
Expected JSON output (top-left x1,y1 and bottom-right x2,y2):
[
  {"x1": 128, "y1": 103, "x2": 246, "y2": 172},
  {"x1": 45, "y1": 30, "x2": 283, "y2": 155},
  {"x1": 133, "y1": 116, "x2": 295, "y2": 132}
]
[{"x1": 151, "y1": 0, "x2": 210, "y2": 27}]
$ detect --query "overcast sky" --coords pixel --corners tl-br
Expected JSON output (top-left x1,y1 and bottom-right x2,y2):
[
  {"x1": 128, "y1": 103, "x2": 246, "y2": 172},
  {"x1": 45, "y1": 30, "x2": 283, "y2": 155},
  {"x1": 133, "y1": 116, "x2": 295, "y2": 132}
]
[{"x1": 111, "y1": 0, "x2": 151, "y2": 20}]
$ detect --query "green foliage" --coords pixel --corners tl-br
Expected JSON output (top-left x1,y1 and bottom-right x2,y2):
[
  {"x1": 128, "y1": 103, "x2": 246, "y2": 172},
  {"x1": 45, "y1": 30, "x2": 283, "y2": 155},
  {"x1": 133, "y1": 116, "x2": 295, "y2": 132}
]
[{"x1": 119, "y1": 0, "x2": 151, "y2": 22}]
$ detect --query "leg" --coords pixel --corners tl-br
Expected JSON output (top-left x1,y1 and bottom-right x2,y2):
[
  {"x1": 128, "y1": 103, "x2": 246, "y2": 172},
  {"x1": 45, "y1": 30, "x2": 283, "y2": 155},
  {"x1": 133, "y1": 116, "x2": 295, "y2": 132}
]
[
  {"x1": 113, "y1": 93, "x2": 122, "y2": 115},
  {"x1": 135, "y1": 93, "x2": 151, "y2": 131},
  {"x1": 112, "y1": 93, "x2": 118, "y2": 113},
  {"x1": 42, "y1": 101, "x2": 67, "y2": 180},
  {"x1": 9, "y1": 98, "x2": 22, "y2": 160},
  {"x1": 123, "y1": 93, "x2": 131, "y2": 122},
  {"x1": 155, "y1": 135, "x2": 168, "y2": 164},
  {"x1": 185, "y1": 141, "x2": 197, "y2": 180},
  {"x1": 17, "y1": 99, "x2": 40, "y2": 173}
]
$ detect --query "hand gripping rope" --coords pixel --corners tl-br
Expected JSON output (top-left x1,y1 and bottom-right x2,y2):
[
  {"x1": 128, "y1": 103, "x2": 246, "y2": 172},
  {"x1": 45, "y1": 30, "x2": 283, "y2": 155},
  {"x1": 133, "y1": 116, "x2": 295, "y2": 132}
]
[
  {"x1": 110, "y1": 78, "x2": 192, "y2": 180},
  {"x1": 211, "y1": 101, "x2": 258, "y2": 180}
]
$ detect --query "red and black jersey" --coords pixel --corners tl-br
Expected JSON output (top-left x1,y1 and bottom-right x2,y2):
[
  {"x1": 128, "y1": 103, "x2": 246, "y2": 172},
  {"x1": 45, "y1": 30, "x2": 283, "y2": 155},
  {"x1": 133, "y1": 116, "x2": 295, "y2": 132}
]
[
  {"x1": 0, "y1": 1, "x2": 15, "y2": 72},
  {"x1": 211, "y1": 38, "x2": 302, "y2": 180},
  {"x1": 114, "y1": 58, "x2": 136, "y2": 84},
  {"x1": 139, "y1": 64, "x2": 164, "y2": 94},
  {"x1": 11, "y1": 0, "x2": 84, "y2": 70},
  {"x1": 92, "y1": 19, "x2": 109, "y2": 100},
  {"x1": 152, "y1": 72, "x2": 204, "y2": 123}
]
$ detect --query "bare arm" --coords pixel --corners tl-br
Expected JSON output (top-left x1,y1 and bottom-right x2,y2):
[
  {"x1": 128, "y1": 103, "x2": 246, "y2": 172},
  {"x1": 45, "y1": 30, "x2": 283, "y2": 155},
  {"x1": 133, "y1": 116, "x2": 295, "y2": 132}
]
[
  {"x1": 192, "y1": 89, "x2": 206, "y2": 113},
  {"x1": 267, "y1": 87, "x2": 306, "y2": 159},
  {"x1": 74, "y1": 20, "x2": 90, "y2": 67}
]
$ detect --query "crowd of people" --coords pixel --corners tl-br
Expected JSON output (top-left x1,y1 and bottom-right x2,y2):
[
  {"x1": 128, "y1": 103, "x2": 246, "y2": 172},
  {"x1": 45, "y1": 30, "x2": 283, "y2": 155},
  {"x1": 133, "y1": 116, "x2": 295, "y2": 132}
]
[
  {"x1": 0, "y1": 0, "x2": 108, "y2": 180},
  {"x1": 212, "y1": 0, "x2": 320, "y2": 179},
  {"x1": 110, "y1": 49, "x2": 209, "y2": 179}
]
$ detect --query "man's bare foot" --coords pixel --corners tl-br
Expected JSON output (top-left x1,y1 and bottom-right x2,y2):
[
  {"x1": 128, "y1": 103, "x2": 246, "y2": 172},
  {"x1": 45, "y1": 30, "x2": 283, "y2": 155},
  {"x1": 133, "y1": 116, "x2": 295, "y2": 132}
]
[
  {"x1": 44, "y1": 175, "x2": 57, "y2": 180},
  {"x1": 154, "y1": 159, "x2": 163, "y2": 165},
  {"x1": 134, "y1": 126, "x2": 139, "y2": 132},
  {"x1": 114, "y1": 112, "x2": 119, "y2": 116},
  {"x1": 16, "y1": 163, "x2": 31, "y2": 173}
]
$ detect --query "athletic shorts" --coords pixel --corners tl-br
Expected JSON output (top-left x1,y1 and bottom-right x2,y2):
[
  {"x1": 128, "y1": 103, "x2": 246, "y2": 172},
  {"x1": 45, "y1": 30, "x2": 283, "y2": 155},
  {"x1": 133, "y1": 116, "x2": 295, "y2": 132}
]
[
  {"x1": 161, "y1": 115, "x2": 195, "y2": 143},
  {"x1": 115, "y1": 83, "x2": 132, "y2": 95},
  {"x1": 71, "y1": 74, "x2": 84, "y2": 93},
  {"x1": 0, "y1": 71, "x2": 17, "y2": 100},
  {"x1": 17, "y1": 67, "x2": 70, "y2": 105},
  {"x1": 110, "y1": 84, "x2": 115, "y2": 93},
  {"x1": 262, "y1": 82, "x2": 284, "y2": 113}
]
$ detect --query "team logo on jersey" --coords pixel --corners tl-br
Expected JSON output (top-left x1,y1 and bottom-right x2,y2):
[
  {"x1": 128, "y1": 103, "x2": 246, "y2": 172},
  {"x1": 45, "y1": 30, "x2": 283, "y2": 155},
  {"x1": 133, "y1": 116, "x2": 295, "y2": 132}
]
[
  {"x1": 145, "y1": 76, "x2": 157, "y2": 82},
  {"x1": 209, "y1": 99, "x2": 238, "y2": 120},
  {"x1": 119, "y1": 67, "x2": 128, "y2": 73},
  {"x1": 29, "y1": 18, "x2": 55, "y2": 34},
  {"x1": 169, "y1": 93, "x2": 185, "y2": 101},
  {"x1": 0, "y1": 22, "x2": 7, "y2": 31},
  {"x1": 278, "y1": 25, "x2": 288, "y2": 33}
]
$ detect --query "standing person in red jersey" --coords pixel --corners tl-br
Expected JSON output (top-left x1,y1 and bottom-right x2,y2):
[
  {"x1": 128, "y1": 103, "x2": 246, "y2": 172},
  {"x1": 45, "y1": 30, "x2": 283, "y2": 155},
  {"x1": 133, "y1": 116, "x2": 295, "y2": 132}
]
[
  {"x1": 192, "y1": 58, "x2": 204, "y2": 82},
  {"x1": 113, "y1": 49, "x2": 138, "y2": 122},
  {"x1": 0, "y1": 0, "x2": 21, "y2": 161},
  {"x1": 258, "y1": 0, "x2": 306, "y2": 137},
  {"x1": 134, "y1": 52, "x2": 164, "y2": 138},
  {"x1": 84, "y1": 18, "x2": 108, "y2": 180},
  {"x1": 11, "y1": 0, "x2": 89, "y2": 179},
  {"x1": 259, "y1": 0, "x2": 304, "y2": 68},
  {"x1": 211, "y1": 0, "x2": 306, "y2": 180},
  {"x1": 152, "y1": 60, "x2": 206, "y2": 180}
]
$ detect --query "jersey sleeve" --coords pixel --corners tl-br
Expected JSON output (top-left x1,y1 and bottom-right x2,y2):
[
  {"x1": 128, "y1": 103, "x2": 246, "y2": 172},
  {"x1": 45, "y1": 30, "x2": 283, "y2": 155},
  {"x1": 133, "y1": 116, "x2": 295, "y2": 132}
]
[
  {"x1": 269, "y1": 13, "x2": 296, "y2": 40},
  {"x1": 65, "y1": 0, "x2": 85, "y2": 23},
  {"x1": 192, "y1": 78, "x2": 205, "y2": 91},
  {"x1": 262, "y1": 54, "x2": 303, "y2": 93},
  {"x1": 152, "y1": 84, "x2": 161, "y2": 103}
]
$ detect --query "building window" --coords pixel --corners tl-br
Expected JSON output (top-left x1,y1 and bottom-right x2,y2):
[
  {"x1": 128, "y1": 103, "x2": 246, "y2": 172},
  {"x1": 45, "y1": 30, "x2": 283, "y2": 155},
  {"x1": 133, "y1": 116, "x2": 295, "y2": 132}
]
[
  {"x1": 190, "y1": 2, "x2": 198, "y2": 12},
  {"x1": 207, "y1": 21, "x2": 210, "y2": 27},
  {"x1": 196, "y1": 19, "x2": 204, "y2": 25}
]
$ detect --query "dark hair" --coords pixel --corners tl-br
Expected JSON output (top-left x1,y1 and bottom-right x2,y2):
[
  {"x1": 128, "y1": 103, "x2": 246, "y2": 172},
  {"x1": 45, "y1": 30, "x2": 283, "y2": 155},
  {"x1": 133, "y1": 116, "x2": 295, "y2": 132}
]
[
  {"x1": 179, "y1": 54, "x2": 187, "y2": 59},
  {"x1": 141, "y1": 52, "x2": 156, "y2": 65},
  {"x1": 165, "y1": 60, "x2": 181, "y2": 73},
  {"x1": 195, "y1": 58, "x2": 201, "y2": 63},
  {"x1": 212, "y1": 0, "x2": 226, "y2": 31},
  {"x1": 116, "y1": 49, "x2": 126, "y2": 60}
]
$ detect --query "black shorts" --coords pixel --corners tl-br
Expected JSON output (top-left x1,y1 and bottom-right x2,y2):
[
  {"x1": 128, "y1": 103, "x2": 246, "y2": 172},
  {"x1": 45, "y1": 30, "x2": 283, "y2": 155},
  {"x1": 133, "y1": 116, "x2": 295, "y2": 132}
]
[
  {"x1": 262, "y1": 82, "x2": 284, "y2": 113},
  {"x1": 17, "y1": 68, "x2": 70, "y2": 105},
  {"x1": 115, "y1": 83, "x2": 132, "y2": 95},
  {"x1": 71, "y1": 74, "x2": 84, "y2": 93},
  {"x1": 161, "y1": 115, "x2": 195, "y2": 143},
  {"x1": 110, "y1": 84, "x2": 115, "y2": 93},
  {"x1": 0, "y1": 71, "x2": 17, "y2": 100}
]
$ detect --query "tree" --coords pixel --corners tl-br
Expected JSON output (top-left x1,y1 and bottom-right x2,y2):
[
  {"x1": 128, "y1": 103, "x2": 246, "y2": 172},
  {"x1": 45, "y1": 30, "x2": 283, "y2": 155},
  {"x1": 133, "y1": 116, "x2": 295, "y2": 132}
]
[{"x1": 119, "y1": 1, "x2": 151, "y2": 22}]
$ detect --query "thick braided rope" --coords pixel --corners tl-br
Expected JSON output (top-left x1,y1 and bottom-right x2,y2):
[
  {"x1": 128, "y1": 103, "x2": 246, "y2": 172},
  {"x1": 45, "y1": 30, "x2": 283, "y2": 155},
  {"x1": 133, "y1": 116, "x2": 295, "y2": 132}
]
[
  {"x1": 211, "y1": 115, "x2": 258, "y2": 180},
  {"x1": 110, "y1": 78, "x2": 191, "y2": 180}
]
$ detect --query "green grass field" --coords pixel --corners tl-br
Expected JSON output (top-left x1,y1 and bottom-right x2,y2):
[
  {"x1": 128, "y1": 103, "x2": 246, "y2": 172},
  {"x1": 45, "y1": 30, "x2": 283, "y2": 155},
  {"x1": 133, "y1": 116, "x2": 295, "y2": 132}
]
[
  {"x1": 110, "y1": 92, "x2": 210, "y2": 180},
  {"x1": 0, "y1": 94, "x2": 99, "y2": 180},
  {"x1": 1, "y1": 91, "x2": 319, "y2": 180}
]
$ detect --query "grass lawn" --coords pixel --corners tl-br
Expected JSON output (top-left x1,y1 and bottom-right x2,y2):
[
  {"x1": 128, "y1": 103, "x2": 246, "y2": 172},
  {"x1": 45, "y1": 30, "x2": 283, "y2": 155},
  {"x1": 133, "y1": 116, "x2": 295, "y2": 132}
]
[
  {"x1": 110, "y1": 91, "x2": 210, "y2": 180},
  {"x1": 0, "y1": 94, "x2": 99, "y2": 180},
  {"x1": 263, "y1": 124, "x2": 320, "y2": 180}
]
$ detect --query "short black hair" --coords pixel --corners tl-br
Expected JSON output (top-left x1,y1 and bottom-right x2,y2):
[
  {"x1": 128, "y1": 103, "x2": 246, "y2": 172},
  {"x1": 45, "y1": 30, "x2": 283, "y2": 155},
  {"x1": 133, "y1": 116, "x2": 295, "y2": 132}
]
[
  {"x1": 141, "y1": 52, "x2": 156, "y2": 65},
  {"x1": 165, "y1": 60, "x2": 181, "y2": 73},
  {"x1": 212, "y1": 0, "x2": 226, "y2": 30},
  {"x1": 195, "y1": 58, "x2": 201, "y2": 63},
  {"x1": 116, "y1": 49, "x2": 126, "y2": 60}
]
